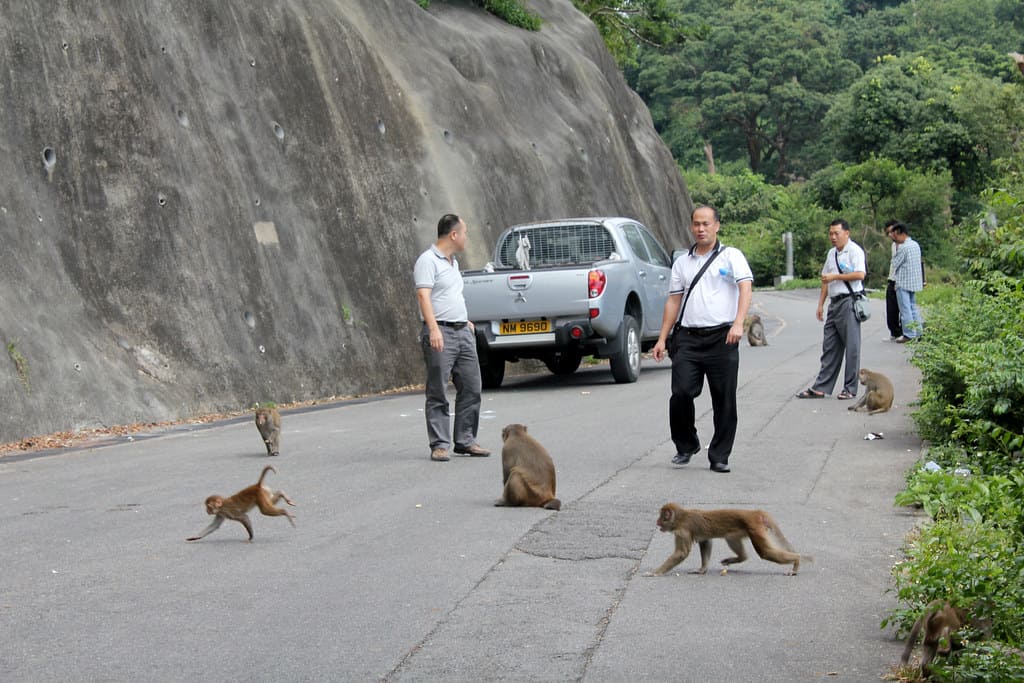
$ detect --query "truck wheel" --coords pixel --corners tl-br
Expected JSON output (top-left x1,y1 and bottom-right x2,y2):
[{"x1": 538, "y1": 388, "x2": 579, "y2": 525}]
[
  {"x1": 609, "y1": 314, "x2": 641, "y2": 383},
  {"x1": 544, "y1": 350, "x2": 583, "y2": 376},
  {"x1": 479, "y1": 354, "x2": 506, "y2": 389}
]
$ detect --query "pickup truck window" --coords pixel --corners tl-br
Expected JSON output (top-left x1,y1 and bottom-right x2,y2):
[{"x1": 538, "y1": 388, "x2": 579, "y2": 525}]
[
  {"x1": 498, "y1": 224, "x2": 615, "y2": 268},
  {"x1": 620, "y1": 224, "x2": 651, "y2": 263},
  {"x1": 639, "y1": 227, "x2": 672, "y2": 267}
]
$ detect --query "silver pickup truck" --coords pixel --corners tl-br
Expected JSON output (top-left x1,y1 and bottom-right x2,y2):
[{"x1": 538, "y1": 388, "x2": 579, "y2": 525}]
[{"x1": 463, "y1": 217, "x2": 674, "y2": 388}]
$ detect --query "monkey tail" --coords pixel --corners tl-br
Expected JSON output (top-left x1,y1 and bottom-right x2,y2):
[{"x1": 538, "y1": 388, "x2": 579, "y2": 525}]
[
  {"x1": 257, "y1": 464, "x2": 277, "y2": 486},
  {"x1": 901, "y1": 615, "x2": 925, "y2": 664}
]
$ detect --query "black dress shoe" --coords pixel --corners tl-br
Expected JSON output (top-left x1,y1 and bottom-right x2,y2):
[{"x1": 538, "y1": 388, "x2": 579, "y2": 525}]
[
  {"x1": 671, "y1": 450, "x2": 698, "y2": 465},
  {"x1": 710, "y1": 462, "x2": 731, "y2": 473}
]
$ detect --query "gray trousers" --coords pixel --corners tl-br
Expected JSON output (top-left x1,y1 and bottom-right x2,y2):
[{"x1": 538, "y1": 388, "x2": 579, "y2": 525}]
[
  {"x1": 421, "y1": 324, "x2": 482, "y2": 450},
  {"x1": 812, "y1": 296, "x2": 861, "y2": 396}
]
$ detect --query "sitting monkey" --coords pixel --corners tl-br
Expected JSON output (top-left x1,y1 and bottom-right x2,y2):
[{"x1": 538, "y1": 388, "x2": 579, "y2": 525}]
[
  {"x1": 495, "y1": 423, "x2": 560, "y2": 510},
  {"x1": 848, "y1": 368, "x2": 894, "y2": 414},
  {"x1": 743, "y1": 314, "x2": 767, "y2": 346}
]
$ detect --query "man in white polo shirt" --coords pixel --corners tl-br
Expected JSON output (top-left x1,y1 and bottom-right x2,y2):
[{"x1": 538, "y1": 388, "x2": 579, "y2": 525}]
[
  {"x1": 796, "y1": 218, "x2": 866, "y2": 400},
  {"x1": 652, "y1": 205, "x2": 753, "y2": 473},
  {"x1": 413, "y1": 214, "x2": 491, "y2": 462}
]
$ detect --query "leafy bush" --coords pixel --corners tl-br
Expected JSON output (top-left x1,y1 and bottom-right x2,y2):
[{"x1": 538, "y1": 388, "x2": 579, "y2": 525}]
[{"x1": 910, "y1": 275, "x2": 1024, "y2": 473}]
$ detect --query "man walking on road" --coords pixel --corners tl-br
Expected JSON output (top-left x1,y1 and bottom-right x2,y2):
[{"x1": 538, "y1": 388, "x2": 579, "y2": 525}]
[
  {"x1": 413, "y1": 214, "x2": 491, "y2": 462},
  {"x1": 652, "y1": 205, "x2": 753, "y2": 473}
]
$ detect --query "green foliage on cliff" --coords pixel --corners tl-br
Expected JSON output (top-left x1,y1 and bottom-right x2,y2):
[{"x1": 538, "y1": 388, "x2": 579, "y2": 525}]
[{"x1": 417, "y1": 0, "x2": 542, "y2": 30}]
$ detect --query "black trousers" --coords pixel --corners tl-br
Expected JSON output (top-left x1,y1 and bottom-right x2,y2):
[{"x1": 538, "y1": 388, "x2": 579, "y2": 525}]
[
  {"x1": 669, "y1": 326, "x2": 738, "y2": 465},
  {"x1": 885, "y1": 279, "x2": 902, "y2": 338}
]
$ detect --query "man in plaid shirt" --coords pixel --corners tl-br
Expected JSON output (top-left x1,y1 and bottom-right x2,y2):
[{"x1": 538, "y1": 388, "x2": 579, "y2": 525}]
[{"x1": 890, "y1": 222, "x2": 924, "y2": 343}]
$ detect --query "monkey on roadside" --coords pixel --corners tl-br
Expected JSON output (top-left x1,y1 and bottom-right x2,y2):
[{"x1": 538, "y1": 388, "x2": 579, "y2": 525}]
[
  {"x1": 644, "y1": 503, "x2": 812, "y2": 576},
  {"x1": 494, "y1": 423, "x2": 560, "y2": 510},
  {"x1": 186, "y1": 465, "x2": 296, "y2": 542},
  {"x1": 743, "y1": 314, "x2": 767, "y2": 346},
  {"x1": 255, "y1": 405, "x2": 281, "y2": 456},
  {"x1": 900, "y1": 601, "x2": 991, "y2": 677},
  {"x1": 848, "y1": 368, "x2": 894, "y2": 414}
]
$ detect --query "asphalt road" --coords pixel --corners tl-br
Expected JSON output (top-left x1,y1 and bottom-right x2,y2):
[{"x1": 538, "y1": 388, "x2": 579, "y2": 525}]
[{"x1": 0, "y1": 289, "x2": 924, "y2": 682}]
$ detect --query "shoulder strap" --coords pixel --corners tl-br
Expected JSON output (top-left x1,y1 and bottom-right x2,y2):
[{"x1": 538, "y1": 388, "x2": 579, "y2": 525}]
[
  {"x1": 676, "y1": 242, "x2": 723, "y2": 326},
  {"x1": 835, "y1": 251, "x2": 855, "y2": 295}
]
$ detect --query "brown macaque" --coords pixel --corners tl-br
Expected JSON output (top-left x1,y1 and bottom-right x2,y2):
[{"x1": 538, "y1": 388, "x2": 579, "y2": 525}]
[
  {"x1": 743, "y1": 314, "x2": 767, "y2": 346},
  {"x1": 255, "y1": 406, "x2": 281, "y2": 456},
  {"x1": 899, "y1": 601, "x2": 987, "y2": 677},
  {"x1": 186, "y1": 465, "x2": 296, "y2": 542},
  {"x1": 848, "y1": 368, "x2": 894, "y2": 414},
  {"x1": 645, "y1": 503, "x2": 812, "y2": 576},
  {"x1": 494, "y1": 423, "x2": 561, "y2": 510}
]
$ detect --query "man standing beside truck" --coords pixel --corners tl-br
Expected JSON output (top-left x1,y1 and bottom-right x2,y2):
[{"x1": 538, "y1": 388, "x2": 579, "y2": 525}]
[
  {"x1": 414, "y1": 214, "x2": 491, "y2": 462},
  {"x1": 652, "y1": 206, "x2": 753, "y2": 473}
]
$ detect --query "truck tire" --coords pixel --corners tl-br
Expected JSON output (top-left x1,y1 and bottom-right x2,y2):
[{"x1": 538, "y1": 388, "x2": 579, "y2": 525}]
[
  {"x1": 543, "y1": 350, "x2": 583, "y2": 376},
  {"x1": 609, "y1": 314, "x2": 641, "y2": 383},
  {"x1": 479, "y1": 353, "x2": 506, "y2": 389}
]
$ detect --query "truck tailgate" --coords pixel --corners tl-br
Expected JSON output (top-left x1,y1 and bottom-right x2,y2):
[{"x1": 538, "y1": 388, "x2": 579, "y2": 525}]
[{"x1": 463, "y1": 268, "x2": 591, "y2": 321}]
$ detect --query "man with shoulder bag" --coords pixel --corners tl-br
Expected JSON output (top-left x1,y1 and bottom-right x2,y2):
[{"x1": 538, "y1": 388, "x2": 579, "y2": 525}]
[
  {"x1": 652, "y1": 205, "x2": 753, "y2": 473},
  {"x1": 796, "y1": 218, "x2": 866, "y2": 401}
]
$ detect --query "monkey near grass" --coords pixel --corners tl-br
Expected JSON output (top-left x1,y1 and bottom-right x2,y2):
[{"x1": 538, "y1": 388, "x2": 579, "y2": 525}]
[
  {"x1": 848, "y1": 368, "x2": 894, "y2": 414},
  {"x1": 255, "y1": 406, "x2": 281, "y2": 456},
  {"x1": 645, "y1": 503, "x2": 812, "y2": 576},
  {"x1": 186, "y1": 465, "x2": 296, "y2": 542},
  {"x1": 494, "y1": 423, "x2": 560, "y2": 510},
  {"x1": 900, "y1": 601, "x2": 993, "y2": 677}
]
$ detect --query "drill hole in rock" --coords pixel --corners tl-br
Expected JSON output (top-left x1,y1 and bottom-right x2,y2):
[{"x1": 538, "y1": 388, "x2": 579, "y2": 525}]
[{"x1": 272, "y1": 122, "x2": 284, "y2": 140}]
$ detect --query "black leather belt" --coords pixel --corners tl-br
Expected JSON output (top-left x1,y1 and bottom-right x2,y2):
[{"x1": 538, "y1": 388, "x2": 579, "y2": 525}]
[
  {"x1": 678, "y1": 323, "x2": 731, "y2": 336},
  {"x1": 830, "y1": 293, "x2": 851, "y2": 302},
  {"x1": 436, "y1": 320, "x2": 467, "y2": 330}
]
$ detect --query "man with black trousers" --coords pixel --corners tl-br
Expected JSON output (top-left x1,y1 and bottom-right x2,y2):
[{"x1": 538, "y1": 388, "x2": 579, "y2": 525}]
[
  {"x1": 652, "y1": 205, "x2": 753, "y2": 473},
  {"x1": 884, "y1": 220, "x2": 903, "y2": 340}
]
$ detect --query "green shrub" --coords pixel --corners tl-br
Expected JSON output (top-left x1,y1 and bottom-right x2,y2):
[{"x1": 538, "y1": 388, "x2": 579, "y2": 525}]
[{"x1": 910, "y1": 275, "x2": 1024, "y2": 473}]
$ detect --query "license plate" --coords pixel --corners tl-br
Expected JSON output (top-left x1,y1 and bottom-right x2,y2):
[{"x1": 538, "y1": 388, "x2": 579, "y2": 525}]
[{"x1": 499, "y1": 320, "x2": 551, "y2": 335}]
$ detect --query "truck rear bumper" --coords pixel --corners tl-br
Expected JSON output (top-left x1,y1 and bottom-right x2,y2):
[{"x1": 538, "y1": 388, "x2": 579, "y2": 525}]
[{"x1": 475, "y1": 319, "x2": 597, "y2": 350}]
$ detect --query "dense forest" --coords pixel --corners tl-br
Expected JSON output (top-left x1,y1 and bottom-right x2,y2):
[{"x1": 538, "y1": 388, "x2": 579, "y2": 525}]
[{"x1": 621, "y1": 0, "x2": 1024, "y2": 286}]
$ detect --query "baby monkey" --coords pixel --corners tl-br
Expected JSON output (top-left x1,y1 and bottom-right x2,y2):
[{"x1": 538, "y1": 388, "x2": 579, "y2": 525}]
[{"x1": 186, "y1": 465, "x2": 296, "y2": 542}]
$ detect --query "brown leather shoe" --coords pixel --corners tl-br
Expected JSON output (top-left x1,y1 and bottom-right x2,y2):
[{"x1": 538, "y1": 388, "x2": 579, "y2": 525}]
[
  {"x1": 430, "y1": 448, "x2": 450, "y2": 461},
  {"x1": 453, "y1": 443, "x2": 491, "y2": 457}
]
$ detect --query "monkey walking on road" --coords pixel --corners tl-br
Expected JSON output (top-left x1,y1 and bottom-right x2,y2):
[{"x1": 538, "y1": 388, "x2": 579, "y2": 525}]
[
  {"x1": 645, "y1": 503, "x2": 812, "y2": 576},
  {"x1": 255, "y1": 405, "x2": 281, "y2": 456},
  {"x1": 186, "y1": 465, "x2": 295, "y2": 542}
]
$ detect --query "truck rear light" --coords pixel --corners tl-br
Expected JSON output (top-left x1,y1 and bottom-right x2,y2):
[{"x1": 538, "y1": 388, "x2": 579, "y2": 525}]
[
  {"x1": 570, "y1": 325, "x2": 585, "y2": 339},
  {"x1": 588, "y1": 270, "x2": 606, "y2": 298},
  {"x1": 589, "y1": 308, "x2": 599, "y2": 319}
]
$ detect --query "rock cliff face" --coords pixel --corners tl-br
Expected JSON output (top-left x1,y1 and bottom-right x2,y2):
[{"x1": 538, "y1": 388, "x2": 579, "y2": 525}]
[{"x1": 0, "y1": 0, "x2": 692, "y2": 442}]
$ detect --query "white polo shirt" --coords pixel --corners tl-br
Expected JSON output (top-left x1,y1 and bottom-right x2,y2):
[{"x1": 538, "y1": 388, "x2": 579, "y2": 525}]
[
  {"x1": 413, "y1": 244, "x2": 468, "y2": 322},
  {"x1": 669, "y1": 243, "x2": 753, "y2": 328},
  {"x1": 821, "y1": 240, "x2": 866, "y2": 299}
]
